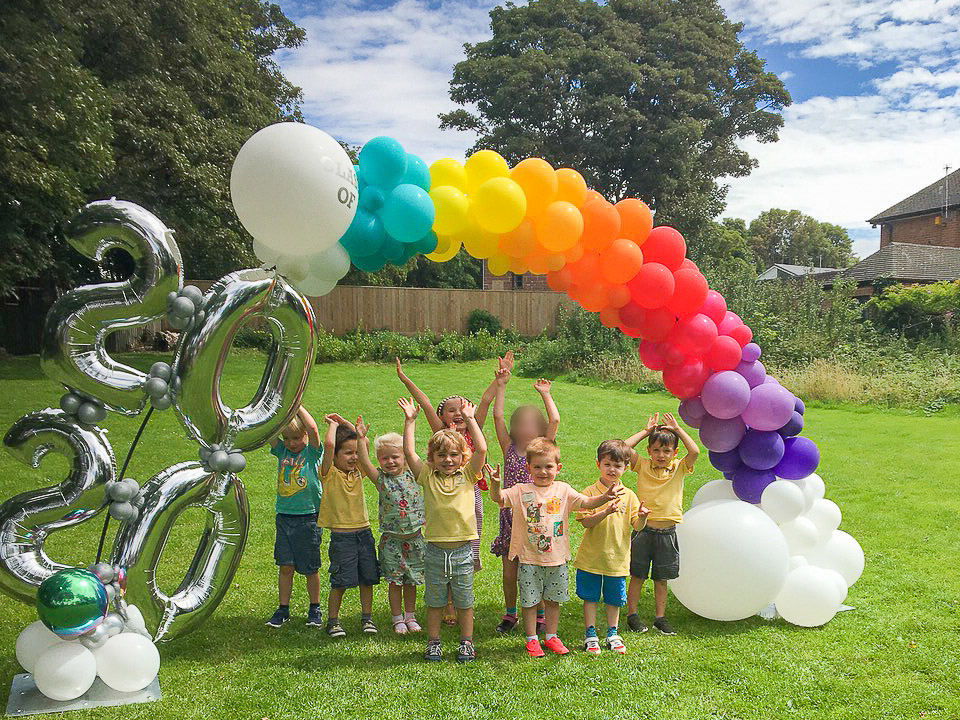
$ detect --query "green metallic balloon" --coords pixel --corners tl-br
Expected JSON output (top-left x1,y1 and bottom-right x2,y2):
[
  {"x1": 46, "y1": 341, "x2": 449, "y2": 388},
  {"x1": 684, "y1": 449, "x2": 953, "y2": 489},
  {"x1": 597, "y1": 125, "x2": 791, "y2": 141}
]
[{"x1": 36, "y1": 568, "x2": 108, "y2": 638}]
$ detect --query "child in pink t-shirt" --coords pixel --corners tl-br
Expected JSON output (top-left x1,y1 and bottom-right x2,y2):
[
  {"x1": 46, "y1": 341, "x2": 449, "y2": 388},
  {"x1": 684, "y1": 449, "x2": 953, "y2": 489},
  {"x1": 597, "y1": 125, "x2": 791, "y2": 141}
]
[{"x1": 488, "y1": 437, "x2": 620, "y2": 658}]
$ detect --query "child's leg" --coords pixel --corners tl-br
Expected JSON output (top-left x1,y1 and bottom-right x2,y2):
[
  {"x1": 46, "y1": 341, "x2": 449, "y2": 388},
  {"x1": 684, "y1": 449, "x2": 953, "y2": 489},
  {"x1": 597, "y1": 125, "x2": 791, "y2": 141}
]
[
  {"x1": 359, "y1": 584, "x2": 374, "y2": 614},
  {"x1": 402, "y1": 583, "x2": 417, "y2": 613},
  {"x1": 502, "y1": 556, "x2": 519, "y2": 611},
  {"x1": 627, "y1": 576, "x2": 644, "y2": 615},
  {"x1": 521, "y1": 605, "x2": 539, "y2": 637},
  {"x1": 456, "y1": 607, "x2": 474, "y2": 640},
  {"x1": 653, "y1": 579, "x2": 668, "y2": 617},
  {"x1": 328, "y1": 587, "x2": 346, "y2": 619},
  {"x1": 605, "y1": 603, "x2": 621, "y2": 631},
  {"x1": 543, "y1": 600, "x2": 561, "y2": 636},
  {"x1": 583, "y1": 601, "x2": 598, "y2": 630},
  {"x1": 427, "y1": 606, "x2": 443, "y2": 641},
  {"x1": 306, "y1": 571, "x2": 321, "y2": 605},
  {"x1": 389, "y1": 583, "x2": 403, "y2": 617},
  {"x1": 278, "y1": 565, "x2": 295, "y2": 605}
]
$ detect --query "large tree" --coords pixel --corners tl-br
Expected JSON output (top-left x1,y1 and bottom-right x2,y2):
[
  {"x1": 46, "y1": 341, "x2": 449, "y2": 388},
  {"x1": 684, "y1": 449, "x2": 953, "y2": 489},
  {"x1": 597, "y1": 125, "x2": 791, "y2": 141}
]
[
  {"x1": 0, "y1": 0, "x2": 305, "y2": 298},
  {"x1": 440, "y1": 0, "x2": 790, "y2": 238},
  {"x1": 747, "y1": 208, "x2": 855, "y2": 269}
]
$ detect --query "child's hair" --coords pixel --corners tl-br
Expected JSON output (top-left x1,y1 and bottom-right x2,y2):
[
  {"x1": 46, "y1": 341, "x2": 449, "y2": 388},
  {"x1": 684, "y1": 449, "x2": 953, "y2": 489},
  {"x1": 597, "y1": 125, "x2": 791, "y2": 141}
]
[
  {"x1": 648, "y1": 427, "x2": 679, "y2": 449},
  {"x1": 427, "y1": 428, "x2": 470, "y2": 462},
  {"x1": 334, "y1": 424, "x2": 358, "y2": 454},
  {"x1": 374, "y1": 432, "x2": 403, "y2": 453},
  {"x1": 436, "y1": 395, "x2": 467, "y2": 418},
  {"x1": 525, "y1": 436, "x2": 560, "y2": 463},
  {"x1": 509, "y1": 405, "x2": 548, "y2": 438},
  {"x1": 597, "y1": 439, "x2": 632, "y2": 464},
  {"x1": 285, "y1": 413, "x2": 306, "y2": 436}
]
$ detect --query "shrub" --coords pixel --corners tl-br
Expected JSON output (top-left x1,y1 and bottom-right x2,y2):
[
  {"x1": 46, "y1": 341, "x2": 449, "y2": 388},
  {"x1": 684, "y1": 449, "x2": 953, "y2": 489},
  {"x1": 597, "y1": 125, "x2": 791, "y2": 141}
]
[
  {"x1": 466, "y1": 308, "x2": 501, "y2": 336},
  {"x1": 313, "y1": 327, "x2": 510, "y2": 364},
  {"x1": 867, "y1": 280, "x2": 960, "y2": 341}
]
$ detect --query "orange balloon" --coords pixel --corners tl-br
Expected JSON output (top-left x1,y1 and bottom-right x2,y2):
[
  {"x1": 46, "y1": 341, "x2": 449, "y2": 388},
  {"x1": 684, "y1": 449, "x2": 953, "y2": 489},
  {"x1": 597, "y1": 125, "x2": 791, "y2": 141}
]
[
  {"x1": 499, "y1": 217, "x2": 537, "y2": 258},
  {"x1": 600, "y1": 238, "x2": 644, "y2": 284},
  {"x1": 615, "y1": 198, "x2": 654, "y2": 245},
  {"x1": 567, "y1": 251, "x2": 602, "y2": 287},
  {"x1": 555, "y1": 168, "x2": 588, "y2": 206},
  {"x1": 599, "y1": 305, "x2": 622, "y2": 328},
  {"x1": 564, "y1": 243, "x2": 584, "y2": 263},
  {"x1": 580, "y1": 198, "x2": 621, "y2": 252},
  {"x1": 509, "y1": 256, "x2": 529, "y2": 275},
  {"x1": 487, "y1": 253, "x2": 511, "y2": 276},
  {"x1": 546, "y1": 253, "x2": 567, "y2": 271},
  {"x1": 546, "y1": 267, "x2": 573, "y2": 292},
  {"x1": 527, "y1": 253, "x2": 550, "y2": 274},
  {"x1": 536, "y1": 201, "x2": 584, "y2": 252},
  {"x1": 584, "y1": 189, "x2": 606, "y2": 204},
  {"x1": 510, "y1": 158, "x2": 558, "y2": 218},
  {"x1": 607, "y1": 284, "x2": 632, "y2": 308},
  {"x1": 577, "y1": 283, "x2": 609, "y2": 312}
]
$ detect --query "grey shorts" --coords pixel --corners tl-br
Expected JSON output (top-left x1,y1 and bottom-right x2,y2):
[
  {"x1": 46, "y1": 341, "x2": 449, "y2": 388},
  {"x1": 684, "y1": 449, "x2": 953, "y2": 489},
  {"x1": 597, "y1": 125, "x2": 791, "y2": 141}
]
[
  {"x1": 630, "y1": 526, "x2": 680, "y2": 581},
  {"x1": 378, "y1": 532, "x2": 426, "y2": 586},
  {"x1": 424, "y1": 542, "x2": 475, "y2": 609},
  {"x1": 274, "y1": 513, "x2": 323, "y2": 575},
  {"x1": 518, "y1": 563, "x2": 570, "y2": 607},
  {"x1": 328, "y1": 528, "x2": 380, "y2": 588}
]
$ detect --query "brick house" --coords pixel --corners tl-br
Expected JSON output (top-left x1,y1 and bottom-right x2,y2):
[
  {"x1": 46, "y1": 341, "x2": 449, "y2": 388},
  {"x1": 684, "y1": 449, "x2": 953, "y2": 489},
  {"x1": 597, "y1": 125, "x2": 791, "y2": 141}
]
[{"x1": 481, "y1": 262, "x2": 549, "y2": 291}]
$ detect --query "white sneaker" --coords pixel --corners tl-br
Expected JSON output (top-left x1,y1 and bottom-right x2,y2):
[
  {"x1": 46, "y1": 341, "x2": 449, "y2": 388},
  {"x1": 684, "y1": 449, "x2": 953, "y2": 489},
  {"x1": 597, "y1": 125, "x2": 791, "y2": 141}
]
[
  {"x1": 606, "y1": 634, "x2": 627, "y2": 654},
  {"x1": 584, "y1": 637, "x2": 601, "y2": 656}
]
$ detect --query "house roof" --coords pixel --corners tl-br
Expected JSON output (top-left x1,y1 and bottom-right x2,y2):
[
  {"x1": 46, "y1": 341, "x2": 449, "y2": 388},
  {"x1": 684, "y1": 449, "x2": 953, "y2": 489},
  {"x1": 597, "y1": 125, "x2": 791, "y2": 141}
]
[
  {"x1": 869, "y1": 167, "x2": 960, "y2": 223},
  {"x1": 833, "y1": 243, "x2": 960, "y2": 284},
  {"x1": 758, "y1": 264, "x2": 842, "y2": 281}
]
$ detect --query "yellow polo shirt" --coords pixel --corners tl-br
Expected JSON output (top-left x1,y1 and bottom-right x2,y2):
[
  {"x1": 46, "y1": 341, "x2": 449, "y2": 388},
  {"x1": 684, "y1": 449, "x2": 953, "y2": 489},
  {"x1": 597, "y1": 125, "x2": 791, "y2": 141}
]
[
  {"x1": 416, "y1": 467, "x2": 478, "y2": 543},
  {"x1": 574, "y1": 481, "x2": 644, "y2": 577},
  {"x1": 317, "y1": 466, "x2": 369, "y2": 530},
  {"x1": 631, "y1": 457, "x2": 690, "y2": 526}
]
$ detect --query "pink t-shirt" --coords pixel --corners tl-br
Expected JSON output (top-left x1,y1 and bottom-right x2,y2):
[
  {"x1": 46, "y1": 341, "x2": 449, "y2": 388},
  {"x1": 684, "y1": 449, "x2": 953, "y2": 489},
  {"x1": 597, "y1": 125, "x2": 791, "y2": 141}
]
[{"x1": 501, "y1": 481, "x2": 586, "y2": 566}]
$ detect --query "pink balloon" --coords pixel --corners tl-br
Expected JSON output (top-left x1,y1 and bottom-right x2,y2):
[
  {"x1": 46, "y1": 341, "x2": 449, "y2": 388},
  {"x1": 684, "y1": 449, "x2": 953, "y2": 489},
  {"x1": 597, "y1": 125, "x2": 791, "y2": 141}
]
[
  {"x1": 639, "y1": 340, "x2": 666, "y2": 371},
  {"x1": 717, "y1": 311, "x2": 742, "y2": 336},
  {"x1": 671, "y1": 313, "x2": 718, "y2": 354},
  {"x1": 698, "y1": 290, "x2": 728, "y2": 325}
]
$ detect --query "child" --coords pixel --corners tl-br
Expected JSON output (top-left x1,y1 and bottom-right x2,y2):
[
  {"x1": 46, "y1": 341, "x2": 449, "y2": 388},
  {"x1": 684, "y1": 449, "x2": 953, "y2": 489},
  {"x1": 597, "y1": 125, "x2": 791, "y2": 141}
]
[
  {"x1": 265, "y1": 406, "x2": 325, "y2": 629},
  {"x1": 488, "y1": 438, "x2": 620, "y2": 658},
  {"x1": 318, "y1": 414, "x2": 380, "y2": 637},
  {"x1": 573, "y1": 440, "x2": 649, "y2": 655},
  {"x1": 399, "y1": 396, "x2": 487, "y2": 663},
  {"x1": 490, "y1": 370, "x2": 560, "y2": 634},
  {"x1": 624, "y1": 412, "x2": 700, "y2": 635},
  {"x1": 355, "y1": 418, "x2": 425, "y2": 635}
]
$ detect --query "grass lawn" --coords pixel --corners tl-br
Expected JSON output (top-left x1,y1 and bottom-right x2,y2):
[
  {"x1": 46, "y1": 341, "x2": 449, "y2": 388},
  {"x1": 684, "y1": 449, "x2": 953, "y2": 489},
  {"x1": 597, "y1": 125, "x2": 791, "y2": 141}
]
[{"x1": 1, "y1": 352, "x2": 958, "y2": 719}]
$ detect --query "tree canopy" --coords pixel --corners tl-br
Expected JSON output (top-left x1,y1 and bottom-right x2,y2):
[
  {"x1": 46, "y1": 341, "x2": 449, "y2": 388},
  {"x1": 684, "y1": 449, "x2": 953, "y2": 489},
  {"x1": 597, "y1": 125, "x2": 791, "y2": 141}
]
[{"x1": 746, "y1": 208, "x2": 855, "y2": 269}]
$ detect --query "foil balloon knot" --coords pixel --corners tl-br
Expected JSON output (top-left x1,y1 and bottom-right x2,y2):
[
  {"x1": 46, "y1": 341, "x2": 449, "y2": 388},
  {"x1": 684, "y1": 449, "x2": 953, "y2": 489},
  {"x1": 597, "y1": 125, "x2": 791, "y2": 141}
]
[
  {"x1": 166, "y1": 285, "x2": 205, "y2": 331},
  {"x1": 104, "y1": 478, "x2": 141, "y2": 523},
  {"x1": 198, "y1": 444, "x2": 246, "y2": 474},
  {"x1": 59, "y1": 392, "x2": 107, "y2": 427},
  {"x1": 143, "y1": 362, "x2": 174, "y2": 410}
]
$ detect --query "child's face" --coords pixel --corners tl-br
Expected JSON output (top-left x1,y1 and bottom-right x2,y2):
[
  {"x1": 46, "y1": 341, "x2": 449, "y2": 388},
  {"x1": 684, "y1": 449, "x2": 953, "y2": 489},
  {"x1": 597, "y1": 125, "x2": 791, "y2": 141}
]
[
  {"x1": 376, "y1": 444, "x2": 405, "y2": 476},
  {"x1": 440, "y1": 398, "x2": 465, "y2": 430},
  {"x1": 335, "y1": 438, "x2": 359, "y2": 472},
  {"x1": 510, "y1": 408, "x2": 543, "y2": 447},
  {"x1": 528, "y1": 452, "x2": 562, "y2": 486},
  {"x1": 597, "y1": 456, "x2": 626, "y2": 486},
  {"x1": 431, "y1": 446, "x2": 464, "y2": 475},
  {"x1": 648, "y1": 440, "x2": 678, "y2": 469},
  {"x1": 282, "y1": 428, "x2": 307, "y2": 453}
]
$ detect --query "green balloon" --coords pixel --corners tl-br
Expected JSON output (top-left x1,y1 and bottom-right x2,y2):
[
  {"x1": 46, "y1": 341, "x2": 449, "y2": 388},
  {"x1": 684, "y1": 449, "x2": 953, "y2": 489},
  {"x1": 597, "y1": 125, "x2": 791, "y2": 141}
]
[{"x1": 36, "y1": 568, "x2": 108, "y2": 638}]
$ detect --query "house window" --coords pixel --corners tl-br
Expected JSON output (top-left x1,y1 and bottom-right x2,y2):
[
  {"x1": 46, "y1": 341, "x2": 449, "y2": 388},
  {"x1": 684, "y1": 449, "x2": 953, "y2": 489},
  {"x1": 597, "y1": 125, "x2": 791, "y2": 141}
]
[{"x1": 512, "y1": 273, "x2": 524, "y2": 289}]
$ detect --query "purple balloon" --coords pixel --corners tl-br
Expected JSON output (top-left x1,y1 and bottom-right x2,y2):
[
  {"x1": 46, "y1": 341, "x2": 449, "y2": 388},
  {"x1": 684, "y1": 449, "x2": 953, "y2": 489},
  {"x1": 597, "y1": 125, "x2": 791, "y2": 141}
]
[
  {"x1": 794, "y1": 397, "x2": 806, "y2": 416},
  {"x1": 772, "y1": 436, "x2": 820, "y2": 479},
  {"x1": 741, "y1": 342, "x2": 762, "y2": 363},
  {"x1": 762, "y1": 375, "x2": 780, "y2": 385},
  {"x1": 738, "y1": 429, "x2": 786, "y2": 471},
  {"x1": 698, "y1": 414, "x2": 746, "y2": 452},
  {"x1": 709, "y1": 448, "x2": 744, "y2": 473},
  {"x1": 736, "y1": 359, "x2": 766, "y2": 388},
  {"x1": 778, "y1": 411, "x2": 804, "y2": 437},
  {"x1": 723, "y1": 470, "x2": 736, "y2": 481},
  {"x1": 741, "y1": 383, "x2": 796, "y2": 431},
  {"x1": 700, "y1": 371, "x2": 751, "y2": 420},
  {"x1": 732, "y1": 467, "x2": 776, "y2": 503},
  {"x1": 678, "y1": 397, "x2": 707, "y2": 428}
]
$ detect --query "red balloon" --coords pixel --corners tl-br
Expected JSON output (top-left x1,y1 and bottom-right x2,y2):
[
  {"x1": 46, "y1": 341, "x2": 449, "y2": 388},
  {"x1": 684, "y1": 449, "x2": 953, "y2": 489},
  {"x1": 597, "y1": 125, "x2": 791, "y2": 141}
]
[
  {"x1": 546, "y1": 267, "x2": 572, "y2": 292},
  {"x1": 728, "y1": 323, "x2": 753, "y2": 347},
  {"x1": 679, "y1": 258, "x2": 698, "y2": 271},
  {"x1": 619, "y1": 302, "x2": 646, "y2": 328},
  {"x1": 672, "y1": 313, "x2": 718, "y2": 354},
  {"x1": 627, "y1": 262, "x2": 675, "y2": 308},
  {"x1": 640, "y1": 226, "x2": 686, "y2": 271},
  {"x1": 717, "y1": 310, "x2": 743, "y2": 336},
  {"x1": 663, "y1": 358, "x2": 709, "y2": 399},
  {"x1": 705, "y1": 335, "x2": 743, "y2": 371},
  {"x1": 599, "y1": 305, "x2": 622, "y2": 328},
  {"x1": 639, "y1": 340, "x2": 666, "y2": 371},
  {"x1": 663, "y1": 342, "x2": 688, "y2": 365},
  {"x1": 669, "y1": 268, "x2": 709, "y2": 316},
  {"x1": 621, "y1": 324, "x2": 644, "y2": 338},
  {"x1": 638, "y1": 307, "x2": 676, "y2": 342},
  {"x1": 699, "y1": 290, "x2": 727, "y2": 325}
]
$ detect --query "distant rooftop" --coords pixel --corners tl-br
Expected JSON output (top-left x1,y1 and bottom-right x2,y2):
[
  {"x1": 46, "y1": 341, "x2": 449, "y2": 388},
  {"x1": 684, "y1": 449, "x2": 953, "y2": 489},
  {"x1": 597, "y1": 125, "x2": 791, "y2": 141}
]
[
  {"x1": 831, "y1": 243, "x2": 960, "y2": 284},
  {"x1": 869, "y1": 168, "x2": 960, "y2": 224},
  {"x1": 757, "y1": 264, "x2": 842, "y2": 281}
]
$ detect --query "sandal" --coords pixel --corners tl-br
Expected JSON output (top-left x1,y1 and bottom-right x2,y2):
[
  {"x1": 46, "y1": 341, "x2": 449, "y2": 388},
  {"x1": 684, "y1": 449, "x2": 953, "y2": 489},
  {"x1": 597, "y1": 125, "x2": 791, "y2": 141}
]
[{"x1": 393, "y1": 619, "x2": 408, "y2": 635}]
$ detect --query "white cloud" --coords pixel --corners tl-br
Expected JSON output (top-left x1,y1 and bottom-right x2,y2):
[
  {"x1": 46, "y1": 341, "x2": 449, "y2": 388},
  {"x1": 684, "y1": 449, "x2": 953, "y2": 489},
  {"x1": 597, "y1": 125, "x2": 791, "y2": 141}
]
[{"x1": 779, "y1": 70, "x2": 796, "y2": 80}]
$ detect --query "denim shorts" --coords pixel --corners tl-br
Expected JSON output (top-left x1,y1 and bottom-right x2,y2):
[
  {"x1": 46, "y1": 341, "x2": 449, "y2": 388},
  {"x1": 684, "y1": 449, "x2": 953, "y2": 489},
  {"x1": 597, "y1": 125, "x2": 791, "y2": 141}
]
[
  {"x1": 518, "y1": 563, "x2": 570, "y2": 607},
  {"x1": 274, "y1": 513, "x2": 323, "y2": 575},
  {"x1": 630, "y1": 526, "x2": 680, "y2": 580},
  {"x1": 328, "y1": 528, "x2": 380, "y2": 588},
  {"x1": 423, "y1": 542, "x2": 475, "y2": 609},
  {"x1": 575, "y1": 569, "x2": 627, "y2": 607}
]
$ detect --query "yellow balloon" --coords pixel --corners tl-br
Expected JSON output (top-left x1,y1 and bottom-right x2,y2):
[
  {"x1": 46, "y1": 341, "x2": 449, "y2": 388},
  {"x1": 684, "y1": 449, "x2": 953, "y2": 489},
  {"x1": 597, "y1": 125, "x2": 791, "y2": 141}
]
[
  {"x1": 487, "y1": 253, "x2": 511, "y2": 276},
  {"x1": 426, "y1": 235, "x2": 462, "y2": 262},
  {"x1": 511, "y1": 158, "x2": 557, "y2": 218},
  {"x1": 430, "y1": 158, "x2": 468, "y2": 191},
  {"x1": 430, "y1": 185, "x2": 470, "y2": 235},
  {"x1": 498, "y1": 217, "x2": 537, "y2": 258},
  {"x1": 459, "y1": 223, "x2": 500, "y2": 259},
  {"x1": 473, "y1": 177, "x2": 527, "y2": 234},
  {"x1": 464, "y1": 150, "x2": 509, "y2": 193}
]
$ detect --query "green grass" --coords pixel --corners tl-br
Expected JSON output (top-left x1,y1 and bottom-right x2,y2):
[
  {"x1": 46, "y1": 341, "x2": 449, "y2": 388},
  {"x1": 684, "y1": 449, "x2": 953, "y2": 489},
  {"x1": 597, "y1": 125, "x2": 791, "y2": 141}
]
[{"x1": 1, "y1": 352, "x2": 959, "y2": 719}]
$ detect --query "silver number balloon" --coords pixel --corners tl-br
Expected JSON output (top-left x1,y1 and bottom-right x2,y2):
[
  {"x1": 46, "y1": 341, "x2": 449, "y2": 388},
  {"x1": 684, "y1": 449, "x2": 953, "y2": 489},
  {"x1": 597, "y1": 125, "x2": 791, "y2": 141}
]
[
  {"x1": 171, "y1": 268, "x2": 316, "y2": 451},
  {"x1": 41, "y1": 199, "x2": 183, "y2": 415},
  {"x1": 110, "y1": 462, "x2": 248, "y2": 641},
  {"x1": 0, "y1": 410, "x2": 115, "y2": 603}
]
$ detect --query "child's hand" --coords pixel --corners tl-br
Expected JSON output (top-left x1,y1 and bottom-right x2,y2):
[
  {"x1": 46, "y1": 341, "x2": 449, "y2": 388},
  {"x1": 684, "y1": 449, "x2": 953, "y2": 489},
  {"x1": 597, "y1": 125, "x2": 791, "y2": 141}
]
[
  {"x1": 483, "y1": 463, "x2": 502, "y2": 486},
  {"x1": 605, "y1": 499, "x2": 620, "y2": 515},
  {"x1": 662, "y1": 412, "x2": 680, "y2": 431},
  {"x1": 499, "y1": 350, "x2": 515, "y2": 373},
  {"x1": 356, "y1": 415, "x2": 370, "y2": 439},
  {"x1": 324, "y1": 413, "x2": 348, "y2": 426},
  {"x1": 495, "y1": 367, "x2": 511, "y2": 386},
  {"x1": 398, "y1": 397, "x2": 419, "y2": 420},
  {"x1": 638, "y1": 501, "x2": 650, "y2": 518},
  {"x1": 534, "y1": 377, "x2": 552, "y2": 394},
  {"x1": 460, "y1": 399, "x2": 477, "y2": 420},
  {"x1": 646, "y1": 413, "x2": 660, "y2": 431},
  {"x1": 601, "y1": 482, "x2": 623, "y2": 504},
  {"x1": 396, "y1": 357, "x2": 408, "y2": 380}
]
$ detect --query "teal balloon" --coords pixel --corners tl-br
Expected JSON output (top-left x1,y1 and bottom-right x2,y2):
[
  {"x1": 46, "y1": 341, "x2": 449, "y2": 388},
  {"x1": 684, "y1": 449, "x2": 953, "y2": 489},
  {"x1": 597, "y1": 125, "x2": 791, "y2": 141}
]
[
  {"x1": 399, "y1": 242, "x2": 421, "y2": 265},
  {"x1": 355, "y1": 164, "x2": 366, "y2": 192},
  {"x1": 401, "y1": 153, "x2": 431, "y2": 191},
  {"x1": 352, "y1": 252, "x2": 388, "y2": 273},
  {"x1": 358, "y1": 136, "x2": 407, "y2": 190},
  {"x1": 381, "y1": 236, "x2": 406, "y2": 264},
  {"x1": 339, "y1": 208, "x2": 386, "y2": 258},
  {"x1": 417, "y1": 231, "x2": 439, "y2": 254},
  {"x1": 360, "y1": 186, "x2": 385, "y2": 213},
  {"x1": 36, "y1": 569, "x2": 108, "y2": 638},
  {"x1": 381, "y1": 184, "x2": 436, "y2": 244}
]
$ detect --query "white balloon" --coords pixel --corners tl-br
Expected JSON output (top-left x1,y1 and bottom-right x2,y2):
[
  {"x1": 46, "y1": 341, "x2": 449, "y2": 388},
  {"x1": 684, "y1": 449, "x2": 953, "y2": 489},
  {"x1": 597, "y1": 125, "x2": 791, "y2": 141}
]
[
  {"x1": 123, "y1": 604, "x2": 150, "y2": 637},
  {"x1": 789, "y1": 555, "x2": 809, "y2": 571},
  {"x1": 16, "y1": 621, "x2": 68, "y2": 673},
  {"x1": 805, "y1": 498, "x2": 842, "y2": 538},
  {"x1": 294, "y1": 274, "x2": 338, "y2": 297},
  {"x1": 93, "y1": 633, "x2": 161, "y2": 693},
  {"x1": 34, "y1": 644, "x2": 97, "y2": 701},
  {"x1": 805, "y1": 529, "x2": 865, "y2": 587},
  {"x1": 231, "y1": 122, "x2": 357, "y2": 255},
  {"x1": 788, "y1": 477, "x2": 817, "y2": 513},
  {"x1": 775, "y1": 566, "x2": 841, "y2": 627},
  {"x1": 307, "y1": 242, "x2": 351, "y2": 282},
  {"x1": 691, "y1": 479, "x2": 738, "y2": 507},
  {"x1": 275, "y1": 256, "x2": 309, "y2": 283},
  {"x1": 252, "y1": 238, "x2": 283, "y2": 266},
  {"x1": 822, "y1": 568, "x2": 849, "y2": 604},
  {"x1": 668, "y1": 501, "x2": 791, "y2": 621},
  {"x1": 780, "y1": 516, "x2": 819, "y2": 555},
  {"x1": 802, "y1": 472, "x2": 826, "y2": 500},
  {"x1": 760, "y1": 479, "x2": 805, "y2": 524}
]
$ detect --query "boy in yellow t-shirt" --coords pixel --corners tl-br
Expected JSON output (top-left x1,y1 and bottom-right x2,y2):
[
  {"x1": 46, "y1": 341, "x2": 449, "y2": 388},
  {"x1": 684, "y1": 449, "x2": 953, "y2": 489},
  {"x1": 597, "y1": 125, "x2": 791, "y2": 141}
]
[
  {"x1": 624, "y1": 412, "x2": 700, "y2": 636},
  {"x1": 574, "y1": 439, "x2": 649, "y2": 655}
]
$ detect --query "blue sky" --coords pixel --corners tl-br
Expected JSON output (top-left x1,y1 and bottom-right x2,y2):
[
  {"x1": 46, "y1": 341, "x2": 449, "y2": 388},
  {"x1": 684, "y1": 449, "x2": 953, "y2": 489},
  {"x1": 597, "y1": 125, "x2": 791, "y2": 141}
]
[{"x1": 274, "y1": 0, "x2": 960, "y2": 260}]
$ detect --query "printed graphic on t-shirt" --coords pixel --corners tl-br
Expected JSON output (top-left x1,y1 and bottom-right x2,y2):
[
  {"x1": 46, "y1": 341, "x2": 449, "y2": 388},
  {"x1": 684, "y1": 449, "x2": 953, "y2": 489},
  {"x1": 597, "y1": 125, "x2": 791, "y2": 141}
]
[
  {"x1": 521, "y1": 490, "x2": 566, "y2": 555},
  {"x1": 278, "y1": 456, "x2": 308, "y2": 497}
]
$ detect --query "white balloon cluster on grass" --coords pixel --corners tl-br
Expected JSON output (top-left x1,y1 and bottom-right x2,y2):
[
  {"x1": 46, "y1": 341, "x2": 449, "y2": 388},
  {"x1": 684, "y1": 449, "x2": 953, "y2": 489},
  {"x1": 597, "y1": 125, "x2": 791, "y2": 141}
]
[
  {"x1": 670, "y1": 473, "x2": 864, "y2": 627},
  {"x1": 15, "y1": 606, "x2": 160, "y2": 701}
]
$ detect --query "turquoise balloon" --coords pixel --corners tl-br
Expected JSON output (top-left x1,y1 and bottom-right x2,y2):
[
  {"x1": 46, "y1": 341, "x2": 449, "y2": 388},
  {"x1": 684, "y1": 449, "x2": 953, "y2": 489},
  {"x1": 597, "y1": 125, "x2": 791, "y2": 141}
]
[
  {"x1": 399, "y1": 242, "x2": 421, "y2": 264},
  {"x1": 339, "y1": 209, "x2": 386, "y2": 258},
  {"x1": 352, "y1": 251, "x2": 388, "y2": 273},
  {"x1": 401, "y1": 153, "x2": 431, "y2": 191},
  {"x1": 36, "y1": 568, "x2": 108, "y2": 638},
  {"x1": 360, "y1": 186, "x2": 385, "y2": 213},
  {"x1": 355, "y1": 164, "x2": 366, "y2": 193},
  {"x1": 381, "y1": 236, "x2": 406, "y2": 264},
  {"x1": 381, "y1": 184, "x2": 436, "y2": 244},
  {"x1": 358, "y1": 136, "x2": 406, "y2": 190},
  {"x1": 417, "y1": 231, "x2": 439, "y2": 254}
]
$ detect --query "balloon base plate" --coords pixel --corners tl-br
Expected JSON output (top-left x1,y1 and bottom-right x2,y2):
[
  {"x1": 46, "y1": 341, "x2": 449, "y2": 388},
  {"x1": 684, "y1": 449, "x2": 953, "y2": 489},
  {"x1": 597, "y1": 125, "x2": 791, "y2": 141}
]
[{"x1": 5, "y1": 674, "x2": 161, "y2": 716}]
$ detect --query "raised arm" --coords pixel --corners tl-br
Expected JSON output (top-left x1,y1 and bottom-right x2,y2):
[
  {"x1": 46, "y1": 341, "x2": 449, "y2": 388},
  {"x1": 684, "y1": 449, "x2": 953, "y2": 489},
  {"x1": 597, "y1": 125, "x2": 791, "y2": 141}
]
[
  {"x1": 534, "y1": 378, "x2": 560, "y2": 441},
  {"x1": 580, "y1": 482, "x2": 622, "y2": 510},
  {"x1": 485, "y1": 463, "x2": 505, "y2": 507},
  {"x1": 492, "y1": 368, "x2": 512, "y2": 453},
  {"x1": 625, "y1": 413, "x2": 659, "y2": 468},
  {"x1": 354, "y1": 415, "x2": 380, "y2": 485},
  {"x1": 298, "y1": 406, "x2": 322, "y2": 448},
  {"x1": 396, "y1": 357, "x2": 443, "y2": 432},
  {"x1": 398, "y1": 397, "x2": 424, "y2": 477},
  {"x1": 320, "y1": 414, "x2": 340, "y2": 476},
  {"x1": 578, "y1": 500, "x2": 619, "y2": 528},
  {"x1": 662, "y1": 412, "x2": 700, "y2": 470},
  {"x1": 460, "y1": 400, "x2": 487, "y2": 478}
]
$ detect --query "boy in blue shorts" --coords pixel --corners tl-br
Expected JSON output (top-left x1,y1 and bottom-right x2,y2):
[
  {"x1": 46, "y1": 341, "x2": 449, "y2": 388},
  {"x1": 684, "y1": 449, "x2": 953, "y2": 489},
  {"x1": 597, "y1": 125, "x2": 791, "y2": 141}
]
[{"x1": 265, "y1": 405, "x2": 325, "y2": 628}]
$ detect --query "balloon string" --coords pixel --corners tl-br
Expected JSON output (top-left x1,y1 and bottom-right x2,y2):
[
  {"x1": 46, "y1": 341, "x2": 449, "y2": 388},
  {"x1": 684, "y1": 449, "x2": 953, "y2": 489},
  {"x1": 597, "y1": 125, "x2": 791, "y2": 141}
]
[{"x1": 95, "y1": 406, "x2": 155, "y2": 562}]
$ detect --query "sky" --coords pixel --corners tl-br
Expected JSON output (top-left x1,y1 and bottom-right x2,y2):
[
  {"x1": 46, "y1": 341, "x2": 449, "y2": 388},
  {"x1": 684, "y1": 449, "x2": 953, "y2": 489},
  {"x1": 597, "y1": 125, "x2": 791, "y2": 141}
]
[{"x1": 273, "y1": 0, "x2": 960, "y2": 260}]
